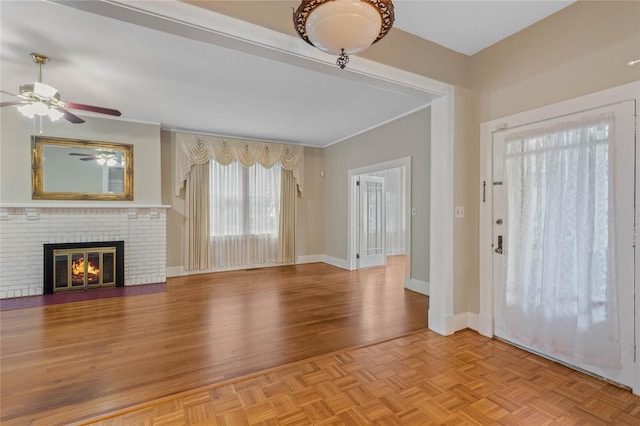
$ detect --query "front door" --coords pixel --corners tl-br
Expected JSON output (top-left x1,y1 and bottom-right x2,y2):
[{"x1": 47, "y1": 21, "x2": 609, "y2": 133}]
[{"x1": 492, "y1": 101, "x2": 636, "y2": 388}]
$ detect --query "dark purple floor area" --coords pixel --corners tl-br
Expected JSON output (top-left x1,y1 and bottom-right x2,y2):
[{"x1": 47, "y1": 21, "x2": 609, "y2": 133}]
[{"x1": 0, "y1": 283, "x2": 166, "y2": 311}]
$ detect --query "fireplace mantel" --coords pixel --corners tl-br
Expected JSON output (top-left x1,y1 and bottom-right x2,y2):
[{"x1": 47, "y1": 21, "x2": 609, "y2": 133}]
[{"x1": 0, "y1": 203, "x2": 170, "y2": 209}]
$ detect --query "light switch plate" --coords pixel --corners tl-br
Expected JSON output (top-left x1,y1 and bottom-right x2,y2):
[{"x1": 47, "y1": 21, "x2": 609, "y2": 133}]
[{"x1": 411, "y1": 207, "x2": 417, "y2": 216}]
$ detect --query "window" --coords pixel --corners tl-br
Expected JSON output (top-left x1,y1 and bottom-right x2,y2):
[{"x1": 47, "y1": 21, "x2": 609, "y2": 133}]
[{"x1": 210, "y1": 161, "x2": 281, "y2": 267}]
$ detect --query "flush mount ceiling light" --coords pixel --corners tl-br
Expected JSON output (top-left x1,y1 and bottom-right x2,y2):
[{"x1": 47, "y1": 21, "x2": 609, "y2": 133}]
[{"x1": 293, "y1": 0, "x2": 395, "y2": 69}]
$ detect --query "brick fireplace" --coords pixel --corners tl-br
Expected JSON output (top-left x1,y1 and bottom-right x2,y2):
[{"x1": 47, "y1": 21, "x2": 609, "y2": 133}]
[{"x1": 0, "y1": 206, "x2": 167, "y2": 299}]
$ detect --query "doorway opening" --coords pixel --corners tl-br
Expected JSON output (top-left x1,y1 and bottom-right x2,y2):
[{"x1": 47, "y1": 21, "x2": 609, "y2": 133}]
[{"x1": 348, "y1": 157, "x2": 411, "y2": 288}]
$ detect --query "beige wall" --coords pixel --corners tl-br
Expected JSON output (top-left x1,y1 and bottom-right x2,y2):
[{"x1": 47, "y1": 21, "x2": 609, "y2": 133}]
[
  {"x1": 7, "y1": 1, "x2": 633, "y2": 317},
  {"x1": 186, "y1": 1, "x2": 469, "y2": 87},
  {"x1": 189, "y1": 0, "x2": 468, "y2": 291},
  {"x1": 0, "y1": 108, "x2": 162, "y2": 204},
  {"x1": 323, "y1": 108, "x2": 430, "y2": 283},
  {"x1": 296, "y1": 147, "x2": 325, "y2": 258},
  {"x1": 470, "y1": 0, "x2": 640, "y2": 124},
  {"x1": 161, "y1": 131, "x2": 184, "y2": 268},
  {"x1": 464, "y1": 0, "x2": 640, "y2": 312},
  {"x1": 161, "y1": 130, "x2": 325, "y2": 268}
]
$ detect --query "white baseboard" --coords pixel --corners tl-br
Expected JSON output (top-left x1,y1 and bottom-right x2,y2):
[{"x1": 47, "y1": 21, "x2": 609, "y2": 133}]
[
  {"x1": 168, "y1": 255, "x2": 351, "y2": 277},
  {"x1": 296, "y1": 255, "x2": 324, "y2": 264},
  {"x1": 429, "y1": 311, "x2": 480, "y2": 336},
  {"x1": 453, "y1": 312, "x2": 479, "y2": 332},
  {"x1": 167, "y1": 266, "x2": 186, "y2": 277},
  {"x1": 322, "y1": 255, "x2": 352, "y2": 270},
  {"x1": 429, "y1": 311, "x2": 455, "y2": 335},
  {"x1": 404, "y1": 277, "x2": 429, "y2": 295},
  {"x1": 467, "y1": 313, "x2": 479, "y2": 331},
  {"x1": 478, "y1": 313, "x2": 493, "y2": 337},
  {"x1": 167, "y1": 261, "x2": 281, "y2": 277}
]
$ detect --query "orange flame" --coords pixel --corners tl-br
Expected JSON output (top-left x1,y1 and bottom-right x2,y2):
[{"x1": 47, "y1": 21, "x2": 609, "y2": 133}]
[{"x1": 72, "y1": 257, "x2": 100, "y2": 278}]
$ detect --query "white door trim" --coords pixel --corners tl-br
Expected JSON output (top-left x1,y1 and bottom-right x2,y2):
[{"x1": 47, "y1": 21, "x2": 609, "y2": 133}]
[
  {"x1": 428, "y1": 95, "x2": 457, "y2": 335},
  {"x1": 479, "y1": 80, "x2": 640, "y2": 393}
]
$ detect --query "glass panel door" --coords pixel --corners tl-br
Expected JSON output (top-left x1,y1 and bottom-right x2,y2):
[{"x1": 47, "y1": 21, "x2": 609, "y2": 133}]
[{"x1": 359, "y1": 175, "x2": 385, "y2": 268}]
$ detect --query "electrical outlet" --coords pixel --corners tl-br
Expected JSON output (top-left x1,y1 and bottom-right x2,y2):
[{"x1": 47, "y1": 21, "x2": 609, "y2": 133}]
[{"x1": 455, "y1": 206, "x2": 464, "y2": 218}]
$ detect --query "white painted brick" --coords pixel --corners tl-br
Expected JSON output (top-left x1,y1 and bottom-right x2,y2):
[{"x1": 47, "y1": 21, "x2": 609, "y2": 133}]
[{"x1": 1, "y1": 207, "x2": 167, "y2": 298}]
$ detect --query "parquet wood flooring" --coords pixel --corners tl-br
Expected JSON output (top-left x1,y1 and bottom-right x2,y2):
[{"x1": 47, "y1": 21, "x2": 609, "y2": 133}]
[
  {"x1": 85, "y1": 329, "x2": 640, "y2": 426},
  {"x1": 1, "y1": 256, "x2": 428, "y2": 425}
]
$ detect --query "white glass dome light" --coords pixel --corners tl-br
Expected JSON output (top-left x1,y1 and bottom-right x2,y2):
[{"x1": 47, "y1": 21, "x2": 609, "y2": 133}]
[
  {"x1": 17, "y1": 101, "x2": 63, "y2": 121},
  {"x1": 305, "y1": 0, "x2": 382, "y2": 56},
  {"x1": 294, "y1": 0, "x2": 395, "y2": 69}
]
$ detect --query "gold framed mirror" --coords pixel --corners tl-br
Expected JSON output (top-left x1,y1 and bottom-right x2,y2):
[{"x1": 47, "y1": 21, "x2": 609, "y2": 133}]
[{"x1": 31, "y1": 136, "x2": 133, "y2": 201}]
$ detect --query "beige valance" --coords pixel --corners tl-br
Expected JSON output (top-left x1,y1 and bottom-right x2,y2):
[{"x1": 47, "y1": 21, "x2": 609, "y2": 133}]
[{"x1": 175, "y1": 132, "x2": 304, "y2": 196}]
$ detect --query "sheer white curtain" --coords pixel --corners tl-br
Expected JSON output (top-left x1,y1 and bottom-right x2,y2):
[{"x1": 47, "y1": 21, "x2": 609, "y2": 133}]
[
  {"x1": 500, "y1": 113, "x2": 619, "y2": 368},
  {"x1": 210, "y1": 161, "x2": 281, "y2": 268},
  {"x1": 370, "y1": 167, "x2": 406, "y2": 254}
]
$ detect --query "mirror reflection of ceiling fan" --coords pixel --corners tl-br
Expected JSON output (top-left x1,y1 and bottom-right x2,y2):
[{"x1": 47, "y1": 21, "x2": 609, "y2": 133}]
[
  {"x1": 0, "y1": 53, "x2": 121, "y2": 124},
  {"x1": 69, "y1": 151, "x2": 122, "y2": 166}
]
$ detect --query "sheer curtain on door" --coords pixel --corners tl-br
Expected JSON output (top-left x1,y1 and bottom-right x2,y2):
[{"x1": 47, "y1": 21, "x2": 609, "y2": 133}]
[{"x1": 500, "y1": 113, "x2": 620, "y2": 368}]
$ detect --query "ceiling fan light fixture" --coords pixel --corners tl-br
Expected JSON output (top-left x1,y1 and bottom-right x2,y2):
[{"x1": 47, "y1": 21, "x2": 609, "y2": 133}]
[
  {"x1": 48, "y1": 108, "x2": 63, "y2": 121},
  {"x1": 106, "y1": 158, "x2": 118, "y2": 167},
  {"x1": 294, "y1": 0, "x2": 394, "y2": 68},
  {"x1": 18, "y1": 101, "x2": 63, "y2": 121},
  {"x1": 97, "y1": 158, "x2": 107, "y2": 166},
  {"x1": 18, "y1": 101, "x2": 50, "y2": 118},
  {"x1": 2, "y1": 53, "x2": 121, "y2": 125},
  {"x1": 17, "y1": 104, "x2": 35, "y2": 118}
]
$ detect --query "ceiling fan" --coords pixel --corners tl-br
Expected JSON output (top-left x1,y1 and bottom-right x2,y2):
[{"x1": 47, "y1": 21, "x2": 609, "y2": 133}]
[
  {"x1": 69, "y1": 151, "x2": 122, "y2": 166},
  {"x1": 0, "y1": 53, "x2": 121, "y2": 124}
]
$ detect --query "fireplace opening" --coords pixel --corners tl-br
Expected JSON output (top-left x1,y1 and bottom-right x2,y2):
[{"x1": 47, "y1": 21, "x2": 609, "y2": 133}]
[{"x1": 44, "y1": 241, "x2": 124, "y2": 294}]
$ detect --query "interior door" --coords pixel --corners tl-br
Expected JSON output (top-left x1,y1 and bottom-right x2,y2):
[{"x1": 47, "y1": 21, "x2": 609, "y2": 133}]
[
  {"x1": 358, "y1": 175, "x2": 385, "y2": 268},
  {"x1": 492, "y1": 101, "x2": 636, "y2": 388}
]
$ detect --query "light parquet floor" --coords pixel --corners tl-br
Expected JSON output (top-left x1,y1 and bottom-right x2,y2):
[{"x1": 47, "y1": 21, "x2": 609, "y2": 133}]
[{"x1": 86, "y1": 329, "x2": 640, "y2": 425}]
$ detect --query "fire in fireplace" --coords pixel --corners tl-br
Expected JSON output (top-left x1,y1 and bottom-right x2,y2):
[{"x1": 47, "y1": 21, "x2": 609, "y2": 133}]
[
  {"x1": 71, "y1": 256, "x2": 101, "y2": 285},
  {"x1": 44, "y1": 241, "x2": 124, "y2": 294}
]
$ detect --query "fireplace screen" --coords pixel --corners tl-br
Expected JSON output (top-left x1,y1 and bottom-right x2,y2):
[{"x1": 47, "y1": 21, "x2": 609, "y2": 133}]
[
  {"x1": 44, "y1": 241, "x2": 124, "y2": 294},
  {"x1": 53, "y1": 247, "x2": 117, "y2": 292}
]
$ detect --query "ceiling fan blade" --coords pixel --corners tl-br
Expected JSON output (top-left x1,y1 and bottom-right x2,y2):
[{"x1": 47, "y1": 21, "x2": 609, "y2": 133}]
[
  {"x1": 80, "y1": 158, "x2": 97, "y2": 161},
  {"x1": 68, "y1": 153, "x2": 97, "y2": 157},
  {"x1": 0, "y1": 89, "x2": 19, "y2": 98},
  {"x1": 0, "y1": 101, "x2": 24, "y2": 108},
  {"x1": 55, "y1": 107, "x2": 85, "y2": 124},
  {"x1": 64, "y1": 102, "x2": 121, "y2": 117}
]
